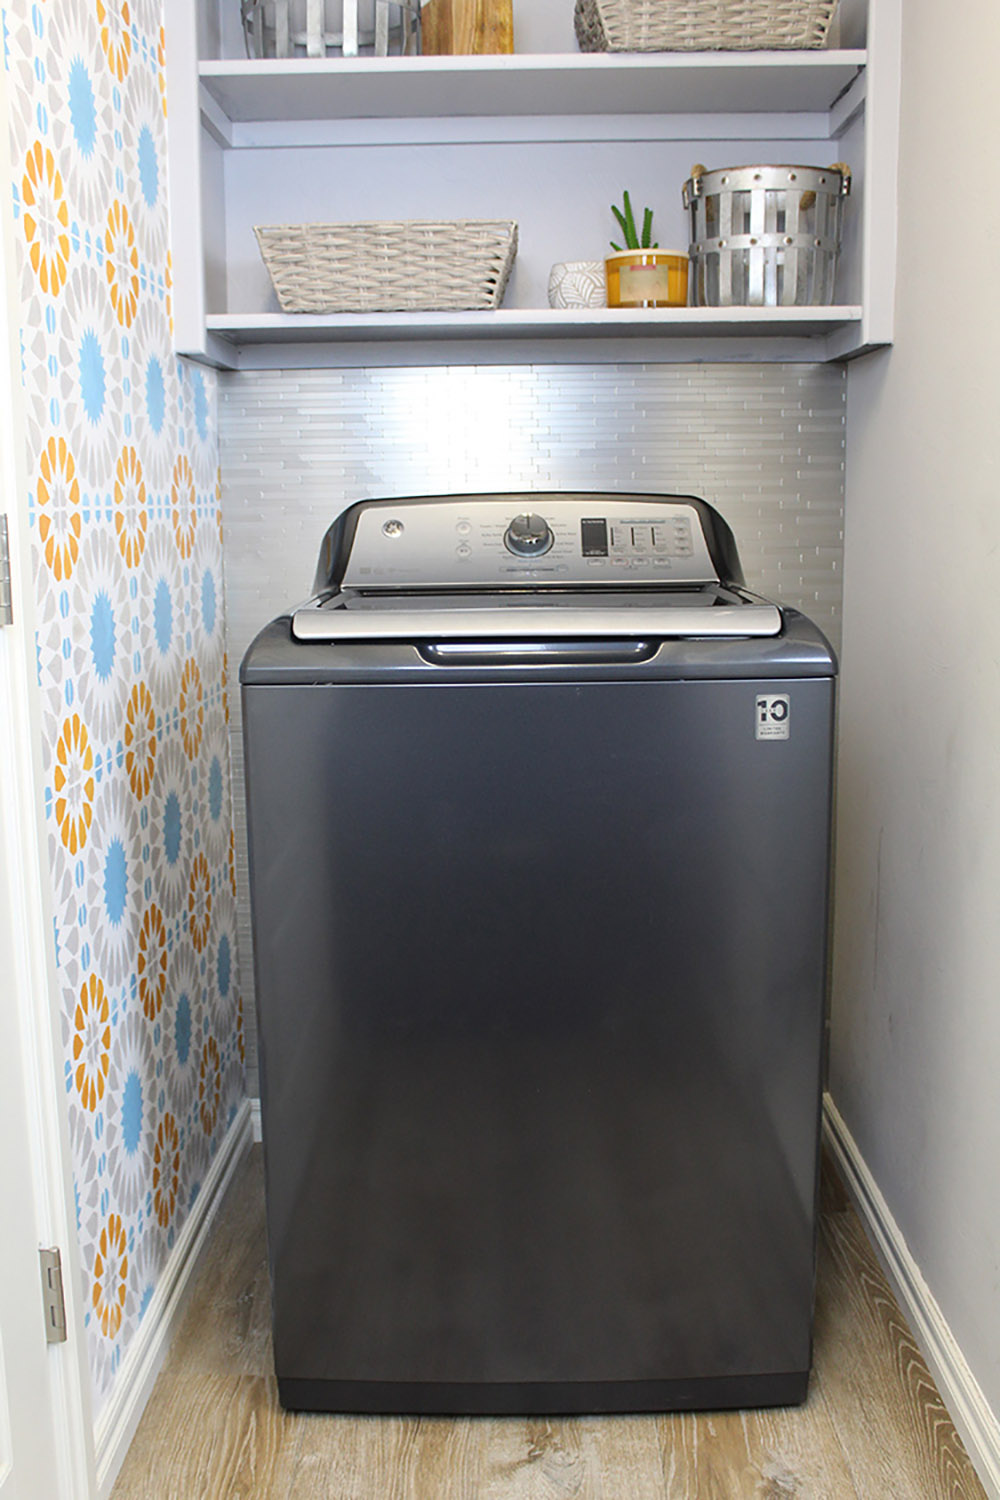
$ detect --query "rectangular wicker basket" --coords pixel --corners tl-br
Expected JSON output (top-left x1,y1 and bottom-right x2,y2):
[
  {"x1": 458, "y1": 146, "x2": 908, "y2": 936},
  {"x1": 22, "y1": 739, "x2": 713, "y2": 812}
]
[
  {"x1": 574, "y1": 0, "x2": 839, "y2": 50},
  {"x1": 254, "y1": 220, "x2": 518, "y2": 313}
]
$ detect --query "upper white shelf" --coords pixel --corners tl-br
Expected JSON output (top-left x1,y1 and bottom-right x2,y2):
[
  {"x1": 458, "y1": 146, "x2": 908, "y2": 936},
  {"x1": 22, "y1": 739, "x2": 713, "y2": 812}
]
[{"x1": 198, "y1": 50, "x2": 866, "y2": 125}]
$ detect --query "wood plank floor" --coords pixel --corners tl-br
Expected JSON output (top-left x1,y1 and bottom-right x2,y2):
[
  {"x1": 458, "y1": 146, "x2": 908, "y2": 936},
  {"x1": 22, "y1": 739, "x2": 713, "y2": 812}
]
[{"x1": 111, "y1": 1147, "x2": 987, "y2": 1499}]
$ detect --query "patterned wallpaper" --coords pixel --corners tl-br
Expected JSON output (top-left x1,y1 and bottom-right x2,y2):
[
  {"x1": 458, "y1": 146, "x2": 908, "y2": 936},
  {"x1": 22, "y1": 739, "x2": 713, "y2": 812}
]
[{"x1": 3, "y1": 0, "x2": 243, "y2": 1414}]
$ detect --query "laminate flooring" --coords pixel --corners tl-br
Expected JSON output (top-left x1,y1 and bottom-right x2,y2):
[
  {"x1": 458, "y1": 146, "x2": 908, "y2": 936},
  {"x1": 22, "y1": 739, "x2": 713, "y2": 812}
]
[{"x1": 111, "y1": 1147, "x2": 987, "y2": 1499}]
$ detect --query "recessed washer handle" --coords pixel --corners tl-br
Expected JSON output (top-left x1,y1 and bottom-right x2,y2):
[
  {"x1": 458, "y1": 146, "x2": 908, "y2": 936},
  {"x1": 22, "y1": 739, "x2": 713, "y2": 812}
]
[{"x1": 419, "y1": 640, "x2": 657, "y2": 665}]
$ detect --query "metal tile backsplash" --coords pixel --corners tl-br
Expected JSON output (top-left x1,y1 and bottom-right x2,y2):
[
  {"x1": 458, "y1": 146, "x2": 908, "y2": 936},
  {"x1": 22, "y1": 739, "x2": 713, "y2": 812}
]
[{"x1": 220, "y1": 362, "x2": 846, "y2": 1092}]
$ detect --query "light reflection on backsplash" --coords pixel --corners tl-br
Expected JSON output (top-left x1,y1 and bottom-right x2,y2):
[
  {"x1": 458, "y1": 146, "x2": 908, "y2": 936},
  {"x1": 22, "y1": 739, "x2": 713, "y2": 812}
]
[{"x1": 220, "y1": 361, "x2": 846, "y2": 1090}]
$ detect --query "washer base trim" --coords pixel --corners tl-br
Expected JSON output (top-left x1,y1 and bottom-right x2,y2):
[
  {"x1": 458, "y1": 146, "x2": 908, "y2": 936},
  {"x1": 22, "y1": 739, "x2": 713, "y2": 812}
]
[{"x1": 277, "y1": 1370, "x2": 810, "y2": 1415}]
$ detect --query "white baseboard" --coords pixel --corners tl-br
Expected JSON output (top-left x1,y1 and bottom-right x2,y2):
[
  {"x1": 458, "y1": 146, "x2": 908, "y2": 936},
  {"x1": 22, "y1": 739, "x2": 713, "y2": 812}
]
[
  {"x1": 94, "y1": 1099, "x2": 254, "y2": 1498},
  {"x1": 250, "y1": 1095, "x2": 262, "y2": 1142},
  {"x1": 823, "y1": 1093, "x2": 1000, "y2": 1500}
]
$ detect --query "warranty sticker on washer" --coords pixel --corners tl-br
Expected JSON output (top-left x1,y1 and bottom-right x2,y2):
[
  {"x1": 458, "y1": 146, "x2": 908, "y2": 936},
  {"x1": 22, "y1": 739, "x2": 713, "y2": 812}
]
[{"x1": 756, "y1": 694, "x2": 790, "y2": 740}]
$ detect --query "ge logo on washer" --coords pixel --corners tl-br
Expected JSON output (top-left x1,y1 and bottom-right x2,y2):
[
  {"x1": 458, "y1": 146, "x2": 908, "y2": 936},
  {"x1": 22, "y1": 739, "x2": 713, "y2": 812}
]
[{"x1": 756, "y1": 694, "x2": 790, "y2": 740}]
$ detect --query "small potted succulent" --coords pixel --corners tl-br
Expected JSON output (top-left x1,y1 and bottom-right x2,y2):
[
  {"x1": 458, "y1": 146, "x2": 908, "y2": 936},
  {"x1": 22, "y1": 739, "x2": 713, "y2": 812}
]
[{"x1": 605, "y1": 191, "x2": 688, "y2": 309}]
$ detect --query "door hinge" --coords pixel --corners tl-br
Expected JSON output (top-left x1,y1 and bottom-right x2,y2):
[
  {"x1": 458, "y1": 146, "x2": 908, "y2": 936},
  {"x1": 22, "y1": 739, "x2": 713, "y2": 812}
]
[
  {"x1": 39, "y1": 1248, "x2": 67, "y2": 1343},
  {"x1": 0, "y1": 514, "x2": 12, "y2": 627}
]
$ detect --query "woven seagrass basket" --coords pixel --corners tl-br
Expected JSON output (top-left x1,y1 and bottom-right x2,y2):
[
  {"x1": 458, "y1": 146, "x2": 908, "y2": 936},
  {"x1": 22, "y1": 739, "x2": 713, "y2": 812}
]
[
  {"x1": 255, "y1": 220, "x2": 518, "y2": 313},
  {"x1": 574, "y1": 0, "x2": 839, "y2": 51}
]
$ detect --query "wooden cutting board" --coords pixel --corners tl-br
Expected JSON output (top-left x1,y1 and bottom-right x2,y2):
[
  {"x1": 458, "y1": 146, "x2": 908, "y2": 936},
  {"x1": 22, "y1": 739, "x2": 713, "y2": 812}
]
[{"x1": 420, "y1": 0, "x2": 514, "y2": 54}]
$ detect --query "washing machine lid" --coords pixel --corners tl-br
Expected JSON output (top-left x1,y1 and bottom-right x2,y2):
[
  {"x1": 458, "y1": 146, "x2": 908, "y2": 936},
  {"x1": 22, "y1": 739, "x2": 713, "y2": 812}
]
[{"x1": 291, "y1": 586, "x2": 782, "y2": 642}]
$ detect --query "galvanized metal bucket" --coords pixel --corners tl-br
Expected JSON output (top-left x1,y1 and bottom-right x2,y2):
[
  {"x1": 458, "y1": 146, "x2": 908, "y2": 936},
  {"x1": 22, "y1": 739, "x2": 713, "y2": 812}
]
[
  {"x1": 683, "y1": 163, "x2": 851, "y2": 307},
  {"x1": 241, "y1": 0, "x2": 420, "y2": 58}
]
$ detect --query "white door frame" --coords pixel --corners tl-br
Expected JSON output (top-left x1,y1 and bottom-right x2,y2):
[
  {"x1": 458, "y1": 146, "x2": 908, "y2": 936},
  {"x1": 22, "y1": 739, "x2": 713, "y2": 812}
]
[
  {"x1": 0, "y1": 53, "x2": 95, "y2": 1500},
  {"x1": 0, "y1": 582, "x2": 92, "y2": 1500}
]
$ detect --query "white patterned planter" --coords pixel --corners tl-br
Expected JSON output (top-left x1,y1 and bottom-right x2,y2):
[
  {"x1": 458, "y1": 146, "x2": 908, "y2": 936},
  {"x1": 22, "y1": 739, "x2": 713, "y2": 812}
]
[{"x1": 547, "y1": 260, "x2": 607, "y2": 309}]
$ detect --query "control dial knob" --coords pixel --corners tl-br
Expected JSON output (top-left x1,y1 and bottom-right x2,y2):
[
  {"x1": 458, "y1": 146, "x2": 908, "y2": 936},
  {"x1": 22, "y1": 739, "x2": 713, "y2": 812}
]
[{"x1": 504, "y1": 512, "x2": 553, "y2": 558}]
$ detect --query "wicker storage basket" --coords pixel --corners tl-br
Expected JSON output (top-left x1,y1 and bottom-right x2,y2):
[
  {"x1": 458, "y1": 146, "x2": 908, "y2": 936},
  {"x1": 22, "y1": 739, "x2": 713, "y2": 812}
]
[
  {"x1": 255, "y1": 220, "x2": 518, "y2": 313},
  {"x1": 574, "y1": 0, "x2": 838, "y2": 51}
]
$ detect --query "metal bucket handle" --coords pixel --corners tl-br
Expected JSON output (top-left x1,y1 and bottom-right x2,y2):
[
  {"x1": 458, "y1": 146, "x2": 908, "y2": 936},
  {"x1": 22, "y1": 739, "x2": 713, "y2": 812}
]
[{"x1": 684, "y1": 162, "x2": 851, "y2": 208}]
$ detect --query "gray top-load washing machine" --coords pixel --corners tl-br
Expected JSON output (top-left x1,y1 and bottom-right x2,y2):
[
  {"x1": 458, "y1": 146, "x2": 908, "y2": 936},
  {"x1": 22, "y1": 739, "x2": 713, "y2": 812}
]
[{"x1": 240, "y1": 492, "x2": 837, "y2": 1416}]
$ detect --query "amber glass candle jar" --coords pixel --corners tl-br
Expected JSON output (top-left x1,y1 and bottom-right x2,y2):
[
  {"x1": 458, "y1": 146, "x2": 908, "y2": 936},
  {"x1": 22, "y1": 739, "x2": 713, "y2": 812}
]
[{"x1": 605, "y1": 249, "x2": 688, "y2": 308}]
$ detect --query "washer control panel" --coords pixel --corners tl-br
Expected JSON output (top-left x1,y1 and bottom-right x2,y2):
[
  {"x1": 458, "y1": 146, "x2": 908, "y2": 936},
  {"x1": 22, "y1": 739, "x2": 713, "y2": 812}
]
[{"x1": 341, "y1": 497, "x2": 719, "y2": 588}]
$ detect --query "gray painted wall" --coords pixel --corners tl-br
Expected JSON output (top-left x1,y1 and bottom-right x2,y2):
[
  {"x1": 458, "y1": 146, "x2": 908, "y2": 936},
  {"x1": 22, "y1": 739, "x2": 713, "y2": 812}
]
[
  {"x1": 835, "y1": 0, "x2": 1000, "y2": 1446},
  {"x1": 219, "y1": 362, "x2": 846, "y2": 1090}
]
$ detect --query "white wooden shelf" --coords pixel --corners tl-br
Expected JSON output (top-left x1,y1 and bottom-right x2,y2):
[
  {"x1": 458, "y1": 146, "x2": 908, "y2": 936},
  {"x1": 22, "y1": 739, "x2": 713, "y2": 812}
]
[
  {"x1": 199, "y1": 51, "x2": 865, "y2": 126},
  {"x1": 200, "y1": 306, "x2": 869, "y2": 370},
  {"x1": 203, "y1": 306, "x2": 866, "y2": 369},
  {"x1": 210, "y1": 306, "x2": 862, "y2": 338},
  {"x1": 168, "y1": 0, "x2": 898, "y2": 366}
]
